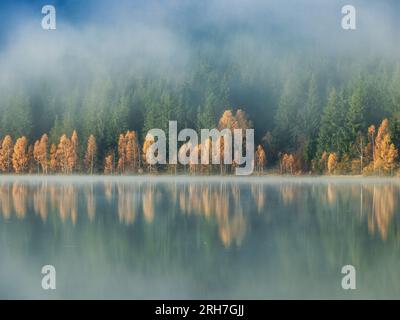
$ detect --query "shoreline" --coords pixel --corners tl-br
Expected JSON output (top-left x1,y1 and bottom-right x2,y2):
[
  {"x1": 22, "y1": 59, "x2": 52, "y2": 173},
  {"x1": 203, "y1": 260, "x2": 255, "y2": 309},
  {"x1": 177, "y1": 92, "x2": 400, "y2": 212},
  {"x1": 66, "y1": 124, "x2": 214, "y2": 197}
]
[{"x1": 0, "y1": 174, "x2": 399, "y2": 184}]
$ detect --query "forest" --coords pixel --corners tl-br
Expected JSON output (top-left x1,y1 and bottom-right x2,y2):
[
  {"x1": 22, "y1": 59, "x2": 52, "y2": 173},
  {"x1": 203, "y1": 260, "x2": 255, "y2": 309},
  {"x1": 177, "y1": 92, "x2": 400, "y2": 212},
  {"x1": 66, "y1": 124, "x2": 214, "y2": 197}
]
[
  {"x1": 1, "y1": 59, "x2": 400, "y2": 176},
  {"x1": 1, "y1": 1, "x2": 400, "y2": 176}
]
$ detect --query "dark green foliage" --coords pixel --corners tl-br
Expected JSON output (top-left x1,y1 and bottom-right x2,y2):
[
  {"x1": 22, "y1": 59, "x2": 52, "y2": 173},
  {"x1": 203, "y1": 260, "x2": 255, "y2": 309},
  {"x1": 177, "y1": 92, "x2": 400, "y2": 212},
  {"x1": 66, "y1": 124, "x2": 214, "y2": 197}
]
[{"x1": 1, "y1": 56, "x2": 400, "y2": 171}]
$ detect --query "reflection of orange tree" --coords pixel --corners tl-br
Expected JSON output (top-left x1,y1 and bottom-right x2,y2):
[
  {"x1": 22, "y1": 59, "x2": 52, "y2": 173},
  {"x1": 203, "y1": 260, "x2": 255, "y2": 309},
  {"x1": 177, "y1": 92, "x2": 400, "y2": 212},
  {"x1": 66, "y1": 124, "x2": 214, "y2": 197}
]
[
  {"x1": 0, "y1": 181, "x2": 252, "y2": 247},
  {"x1": 117, "y1": 184, "x2": 137, "y2": 225},
  {"x1": 322, "y1": 183, "x2": 398, "y2": 241},
  {"x1": 0, "y1": 183, "x2": 12, "y2": 219},
  {"x1": 280, "y1": 184, "x2": 296, "y2": 205},
  {"x1": 85, "y1": 184, "x2": 95, "y2": 222},
  {"x1": 251, "y1": 184, "x2": 266, "y2": 214},
  {"x1": 142, "y1": 185, "x2": 155, "y2": 223},
  {"x1": 12, "y1": 182, "x2": 27, "y2": 219},
  {"x1": 2, "y1": 180, "x2": 400, "y2": 248},
  {"x1": 365, "y1": 185, "x2": 396, "y2": 241},
  {"x1": 59, "y1": 184, "x2": 78, "y2": 224},
  {"x1": 33, "y1": 182, "x2": 48, "y2": 221},
  {"x1": 176, "y1": 183, "x2": 247, "y2": 247}
]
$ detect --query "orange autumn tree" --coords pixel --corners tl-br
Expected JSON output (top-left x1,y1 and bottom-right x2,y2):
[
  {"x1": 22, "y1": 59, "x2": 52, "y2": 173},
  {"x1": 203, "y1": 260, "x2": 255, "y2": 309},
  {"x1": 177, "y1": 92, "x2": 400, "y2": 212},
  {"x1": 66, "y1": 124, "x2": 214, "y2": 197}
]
[
  {"x1": 373, "y1": 119, "x2": 398, "y2": 175},
  {"x1": 0, "y1": 135, "x2": 13, "y2": 173},
  {"x1": 367, "y1": 125, "x2": 376, "y2": 163},
  {"x1": 142, "y1": 133, "x2": 156, "y2": 172},
  {"x1": 39, "y1": 134, "x2": 49, "y2": 174},
  {"x1": 217, "y1": 109, "x2": 252, "y2": 173},
  {"x1": 68, "y1": 130, "x2": 79, "y2": 173},
  {"x1": 27, "y1": 144, "x2": 35, "y2": 173},
  {"x1": 84, "y1": 134, "x2": 97, "y2": 174},
  {"x1": 49, "y1": 144, "x2": 57, "y2": 173},
  {"x1": 327, "y1": 152, "x2": 337, "y2": 174},
  {"x1": 57, "y1": 134, "x2": 71, "y2": 174},
  {"x1": 125, "y1": 130, "x2": 139, "y2": 173},
  {"x1": 12, "y1": 137, "x2": 29, "y2": 173},
  {"x1": 282, "y1": 153, "x2": 295, "y2": 174},
  {"x1": 117, "y1": 133, "x2": 127, "y2": 173},
  {"x1": 33, "y1": 140, "x2": 41, "y2": 173},
  {"x1": 104, "y1": 153, "x2": 114, "y2": 174},
  {"x1": 33, "y1": 134, "x2": 49, "y2": 174},
  {"x1": 218, "y1": 110, "x2": 236, "y2": 130},
  {"x1": 255, "y1": 145, "x2": 266, "y2": 173}
]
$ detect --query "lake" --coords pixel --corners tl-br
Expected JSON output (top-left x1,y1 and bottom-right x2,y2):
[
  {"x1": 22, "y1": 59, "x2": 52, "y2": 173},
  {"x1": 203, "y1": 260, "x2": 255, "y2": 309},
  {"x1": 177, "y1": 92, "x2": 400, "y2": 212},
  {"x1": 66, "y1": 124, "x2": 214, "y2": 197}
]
[{"x1": 0, "y1": 176, "x2": 399, "y2": 299}]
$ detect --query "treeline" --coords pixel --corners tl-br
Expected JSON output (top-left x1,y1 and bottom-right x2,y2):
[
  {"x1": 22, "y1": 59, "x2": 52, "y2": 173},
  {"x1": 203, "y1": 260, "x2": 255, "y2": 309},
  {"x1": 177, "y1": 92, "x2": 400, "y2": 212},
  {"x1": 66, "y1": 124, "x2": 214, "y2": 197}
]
[
  {"x1": 0, "y1": 109, "x2": 268, "y2": 175},
  {"x1": 1, "y1": 109, "x2": 398, "y2": 176},
  {"x1": 2, "y1": 56, "x2": 400, "y2": 175}
]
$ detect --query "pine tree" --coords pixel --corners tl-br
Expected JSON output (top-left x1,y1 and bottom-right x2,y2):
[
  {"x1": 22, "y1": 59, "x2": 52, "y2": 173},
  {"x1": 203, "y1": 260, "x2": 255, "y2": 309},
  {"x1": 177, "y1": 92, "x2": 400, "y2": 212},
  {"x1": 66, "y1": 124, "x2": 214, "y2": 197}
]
[
  {"x1": 346, "y1": 82, "x2": 366, "y2": 155},
  {"x1": 303, "y1": 75, "x2": 321, "y2": 163},
  {"x1": 317, "y1": 89, "x2": 347, "y2": 157}
]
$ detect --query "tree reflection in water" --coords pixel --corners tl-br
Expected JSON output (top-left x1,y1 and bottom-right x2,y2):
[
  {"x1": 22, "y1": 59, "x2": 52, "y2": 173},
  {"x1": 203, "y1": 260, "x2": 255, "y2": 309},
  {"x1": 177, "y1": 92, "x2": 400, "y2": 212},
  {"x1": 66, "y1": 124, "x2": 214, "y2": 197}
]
[{"x1": 0, "y1": 179, "x2": 399, "y2": 245}]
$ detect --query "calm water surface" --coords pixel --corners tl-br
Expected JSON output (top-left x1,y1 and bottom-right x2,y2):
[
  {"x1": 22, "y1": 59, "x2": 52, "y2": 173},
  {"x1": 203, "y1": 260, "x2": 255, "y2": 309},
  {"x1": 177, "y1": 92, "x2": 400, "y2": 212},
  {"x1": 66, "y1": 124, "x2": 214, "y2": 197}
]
[{"x1": 0, "y1": 176, "x2": 399, "y2": 299}]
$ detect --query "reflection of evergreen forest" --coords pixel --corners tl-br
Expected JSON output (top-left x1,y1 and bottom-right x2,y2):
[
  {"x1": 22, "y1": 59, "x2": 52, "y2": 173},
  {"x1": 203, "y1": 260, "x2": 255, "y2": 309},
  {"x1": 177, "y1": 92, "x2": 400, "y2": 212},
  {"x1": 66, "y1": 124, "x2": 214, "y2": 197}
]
[{"x1": 1, "y1": 179, "x2": 400, "y2": 298}]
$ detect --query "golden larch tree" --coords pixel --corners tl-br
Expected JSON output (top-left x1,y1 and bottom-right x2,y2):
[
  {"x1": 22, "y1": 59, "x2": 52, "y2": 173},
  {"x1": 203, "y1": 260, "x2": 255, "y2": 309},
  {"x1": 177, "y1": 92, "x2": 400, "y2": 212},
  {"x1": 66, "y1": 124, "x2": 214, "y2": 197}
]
[
  {"x1": 12, "y1": 137, "x2": 29, "y2": 174},
  {"x1": 57, "y1": 134, "x2": 71, "y2": 174},
  {"x1": 104, "y1": 153, "x2": 114, "y2": 174},
  {"x1": 142, "y1": 134, "x2": 155, "y2": 172},
  {"x1": 125, "y1": 130, "x2": 139, "y2": 173},
  {"x1": 373, "y1": 119, "x2": 398, "y2": 175},
  {"x1": 84, "y1": 134, "x2": 97, "y2": 175},
  {"x1": 327, "y1": 152, "x2": 337, "y2": 175},
  {"x1": 368, "y1": 125, "x2": 376, "y2": 163},
  {"x1": 117, "y1": 133, "x2": 127, "y2": 174},
  {"x1": 234, "y1": 109, "x2": 252, "y2": 131},
  {"x1": 218, "y1": 110, "x2": 236, "y2": 130},
  {"x1": 255, "y1": 145, "x2": 266, "y2": 173},
  {"x1": 68, "y1": 130, "x2": 79, "y2": 173},
  {"x1": 33, "y1": 140, "x2": 41, "y2": 173},
  {"x1": 27, "y1": 144, "x2": 35, "y2": 173},
  {"x1": 33, "y1": 134, "x2": 49, "y2": 174},
  {"x1": 39, "y1": 134, "x2": 49, "y2": 174},
  {"x1": 49, "y1": 143, "x2": 57, "y2": 173},
  {"x1": 0, "y1": 135, "x2": 14, "y2": 173}
]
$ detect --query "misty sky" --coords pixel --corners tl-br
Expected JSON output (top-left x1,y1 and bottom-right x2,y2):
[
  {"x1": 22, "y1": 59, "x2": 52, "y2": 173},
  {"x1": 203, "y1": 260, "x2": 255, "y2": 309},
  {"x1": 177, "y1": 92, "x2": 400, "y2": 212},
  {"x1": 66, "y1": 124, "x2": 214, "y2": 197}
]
[{"x1": 0, "y1": 0, "x2": 399, "y2": 94}]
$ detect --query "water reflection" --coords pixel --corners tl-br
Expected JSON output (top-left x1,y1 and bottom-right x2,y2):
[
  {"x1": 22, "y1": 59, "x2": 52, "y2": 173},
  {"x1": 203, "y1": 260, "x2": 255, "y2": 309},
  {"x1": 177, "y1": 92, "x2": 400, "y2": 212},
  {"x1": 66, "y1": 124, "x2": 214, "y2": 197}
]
[
  {"x1": 0, "y1": 182, "x2": 399, "y2": 246},
  {"x1": 1, "y1": 178, "x2": 400, "y2": 299}
]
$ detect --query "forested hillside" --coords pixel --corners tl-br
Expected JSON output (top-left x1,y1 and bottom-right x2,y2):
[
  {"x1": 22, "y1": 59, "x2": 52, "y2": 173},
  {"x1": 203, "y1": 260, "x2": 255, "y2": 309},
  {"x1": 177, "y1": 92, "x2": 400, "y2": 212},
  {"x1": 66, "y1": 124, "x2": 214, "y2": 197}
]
[{"x1": 1, "y1": 0, "x2": 400, "y2": 174}]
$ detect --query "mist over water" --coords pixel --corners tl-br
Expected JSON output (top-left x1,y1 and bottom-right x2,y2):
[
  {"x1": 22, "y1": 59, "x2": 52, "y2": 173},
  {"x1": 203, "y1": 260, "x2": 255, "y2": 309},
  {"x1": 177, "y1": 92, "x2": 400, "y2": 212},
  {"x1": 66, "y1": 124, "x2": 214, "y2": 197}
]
[{"x1": 1, "y1": 177, "x2": 400, "y2": 299}]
